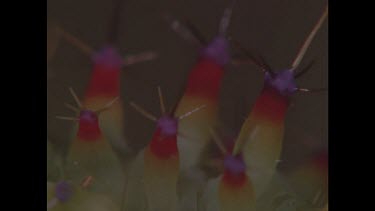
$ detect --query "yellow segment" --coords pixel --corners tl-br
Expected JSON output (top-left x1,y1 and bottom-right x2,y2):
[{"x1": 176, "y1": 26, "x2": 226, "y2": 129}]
[
  {"x1": 236, "y1": 116, "x2": 285, "y2": 198},
  {"x1": 143, "y1": 146, "x2": 179, "y2": 211}
]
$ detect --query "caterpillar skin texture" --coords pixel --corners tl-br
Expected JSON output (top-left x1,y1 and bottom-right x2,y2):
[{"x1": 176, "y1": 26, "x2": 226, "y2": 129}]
[
  {"x1": 175, "y1": 36, "x2": 229, "y2": 211},
  {"x1": 235, "y1": 70, "x2": 294, "y2": 198},
  {"x1": 47, "y1": 181, "x2": 119, "y2": 211}
]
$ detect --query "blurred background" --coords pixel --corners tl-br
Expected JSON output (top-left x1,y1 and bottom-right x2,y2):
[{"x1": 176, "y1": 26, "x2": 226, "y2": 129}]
[{"x1": 47, "y1": 0, "x2": 327, "y2": 182}]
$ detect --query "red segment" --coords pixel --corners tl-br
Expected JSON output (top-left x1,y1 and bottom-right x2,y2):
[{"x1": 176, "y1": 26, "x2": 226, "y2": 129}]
[
  {"x1": 85, "y1": 64, "x2": 121, "y2": 98},
  {"x1": 252, "y1": 86, "x2": 290, "y2": 123},
  {"x1": 222, "y1": 170, "x2": 248, "y2": 188},
  {"x1": 77, "y1": 111, "x2": 102, "y2": 141},
  {"x1": 184, "y1": 58, "x2": 224, "y2": 100},
  {"x1": 77, "y1": 119, "x2": 102, "y2": 141},
  {"x1": 149, "y1": 128, "x2": 178, "y2": 159}
]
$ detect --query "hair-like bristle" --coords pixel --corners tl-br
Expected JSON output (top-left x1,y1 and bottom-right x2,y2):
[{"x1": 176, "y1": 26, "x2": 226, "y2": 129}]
[
  {"x1": 68, "y1": 87, "x2": 83, "y2": 109},
  {"x1": 129, "y1": 102, "x2": 158, "y2": 122},
  {"x1": 56, "y1": 27, "x2": 94, "y2": 56},
  {"x1": 158, "y1": 86, "x2": 166, "y2": 115},
  {"x1": 209, "y1": 128, "x2": 228, "y2": 155},
  {"x1": 94, "y1": 96, "x2": 120, "y2": 114},
  {"x1": 179, "y1": 105, "x2": 206, "y2": 120},
  {"x1": 218, "y1": 0, "x2": 237, "y2": 36},
  {"x1": 291, "y1": 5, "x2": 328, "y2": 71}
]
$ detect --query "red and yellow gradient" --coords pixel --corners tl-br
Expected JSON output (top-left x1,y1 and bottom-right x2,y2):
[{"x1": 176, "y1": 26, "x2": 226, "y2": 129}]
[
  {"x1": 143, "y1": 128, "x2": 179, "y2": 211},
  {"x1": 67, "y1": 114, "x2": 125, "y2": 204},
  {"x1": 235, "y1": 86, "x2": 290, "y2": 197},
  {"x1": 218, "y1": 171, "x2": 255, "y2": 211},
  {"x1": 66, "y1": 48, "x2": 126, "y2": 205},
  {"x1": 84, "y1": 55, "x2": 128, "y2": 154},
  {"x1": 175, "y1": 58, "x2": 224, "y2": 170},
  {"x1": 204, "y1": 146, "x2": 255, "y2": 211}
]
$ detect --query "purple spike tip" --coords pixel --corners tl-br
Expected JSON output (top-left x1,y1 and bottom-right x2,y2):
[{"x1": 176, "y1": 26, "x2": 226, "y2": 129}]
[
  {"x1": 224, "y1": 154, "x2": 246, "y2": 175},
  {"x1": 157, "y1": 116, "x2": 178, "y2": 136},
  {"x1": 264, "y1": 69, "x2": 297, "y2": 96},
  {"x1": 79, "y1": 110, "x2": 98, "y2": 123},
  {"x1": 55, "y1": 181, "x2": 73, "y2": 203},
  {"x1": 200, "y1": 36, "x2": 230, "y2": 66},
  {"x1": 92, "y1": 46, "x2": 123, "y2": 68}
]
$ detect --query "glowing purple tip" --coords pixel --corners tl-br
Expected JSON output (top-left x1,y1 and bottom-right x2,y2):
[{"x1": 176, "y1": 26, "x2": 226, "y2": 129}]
[
  {"x1": 55, "y1": 181, "x2": 73, "y2": 203},
  {"x1": 264, "y1": 69, "x2": 297, "y2": 96},
  {"x1": 157, "y1": 116, "x2": 178, "y2": 136},
  {"x1": 200, "y1": 36, "x2": 230, "y2": 66},
  {"x1": 224, "y1": 155, "x2": 246, "y2": 175},
  {"x1": 79, "y1": 110, "x2": 98, "y2": 123},
  {"x1": 92, "y1": 46, "x2": 123, "y2": 68}
]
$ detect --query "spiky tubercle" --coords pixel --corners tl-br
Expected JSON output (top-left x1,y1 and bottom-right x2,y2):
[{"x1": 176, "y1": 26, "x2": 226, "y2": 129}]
[
  {"x1": 66, "y1": 106, "x2": 125, "y2": 205},
  {"x1": 141, "y1": 116, "x2": 179, "y2": 211},
  {"x1": 174, "y1": 35, "x2": 230, "y2": 211}
]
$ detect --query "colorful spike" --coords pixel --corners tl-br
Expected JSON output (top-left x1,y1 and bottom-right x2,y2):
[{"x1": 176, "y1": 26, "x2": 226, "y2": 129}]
[
  {"x1": 167, "y1": 1, "x2": 236, "y2": 210},
  {"x1": 202, "y1": 129, "x2": 255, "y2": 211},
  {"x1": 232, "y1": 5, "x2": 328, "y2": 199},
  {"x1": 127, "y1": 86, "x2": 205, "y2": 211},
  {"x1": 53, "y1": 0, "x2": 156, "y2": 158},
  {"x1": 58, "y1": 87, "x2": 125, "y2": 204}
]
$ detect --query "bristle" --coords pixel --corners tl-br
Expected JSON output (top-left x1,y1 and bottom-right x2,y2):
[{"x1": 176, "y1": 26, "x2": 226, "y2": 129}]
[
  {"x1": 94, "y1": 96, "x2": 120, "y2": 114},
  {"x1": 81, "y1": 176, "x2": 94, "y2": 189},
  {"x1": 64, "y1": 102, "x2": 80, "y2": 113},
  {"x1": 291, "y1": 5, "x2": 328, "y2": 71},
  {"x1": 130, "y1": 102, "x2": 157, "y2": 122},
  {"x1": 179, "y1": 105, "x2": 206, "y2": 120},
  {"x1": 209, "y1": 128, "x2": 228, "y2": 155},
  {"x1": 183, "y1": 19, "x2": 208, "y2": 45},
  {"x1": 232, "y1": 125, "x2": 259, "y2": 156},
  {"x1": 296, "y1": 87, "x2": 327, "y2": 93},
  {"x1": 123, "y1": 51, "x2": 158, "y2": 66},
  {"x1": 158, "y1": 86, "x2": 166, "y2": 115},
  {"x1": 68, "y1": 87, "x2": 83, "y2": 109},
  {"x1": 163, "y1": 14, "x2": 203, "y2": 46},
  {"x1": 56, "y1": 26, "x2": 94, "y2": 56},
  {"x1": 231, "y1": 39, "x2": 270, "y2": 73},
  {"x1": 219, "y1": 0, "x2": 237, "y2": 36},
  {"x1": 312, "y1": 189, "x2": 322, "y2": 205}
]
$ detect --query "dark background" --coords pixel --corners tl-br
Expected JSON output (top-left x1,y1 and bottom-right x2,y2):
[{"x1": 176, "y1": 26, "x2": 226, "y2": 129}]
[{"x1": 47, "y1": 0, "x2": 328, "y2": 169}]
